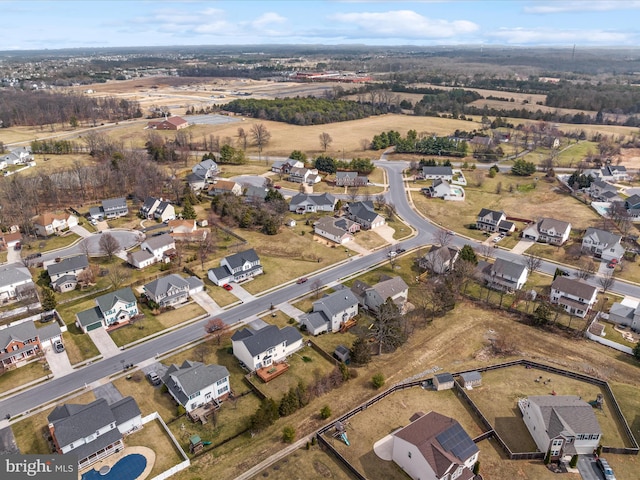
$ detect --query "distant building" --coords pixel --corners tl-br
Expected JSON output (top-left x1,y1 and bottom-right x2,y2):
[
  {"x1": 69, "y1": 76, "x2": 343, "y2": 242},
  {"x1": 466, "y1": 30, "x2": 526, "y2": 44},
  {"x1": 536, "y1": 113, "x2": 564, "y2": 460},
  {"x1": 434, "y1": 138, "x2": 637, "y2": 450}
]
[{"x1": 147, "y1": 116, "x2": 188, "y2": 130}]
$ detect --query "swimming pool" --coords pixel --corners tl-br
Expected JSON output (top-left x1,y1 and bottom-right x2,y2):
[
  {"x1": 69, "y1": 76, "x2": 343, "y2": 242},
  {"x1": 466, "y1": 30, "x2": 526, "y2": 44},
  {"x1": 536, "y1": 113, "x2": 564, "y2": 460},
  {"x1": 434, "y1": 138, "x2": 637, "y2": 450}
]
[{"x1": 81, "y1": 453, "x2": 146, "y2": 480}]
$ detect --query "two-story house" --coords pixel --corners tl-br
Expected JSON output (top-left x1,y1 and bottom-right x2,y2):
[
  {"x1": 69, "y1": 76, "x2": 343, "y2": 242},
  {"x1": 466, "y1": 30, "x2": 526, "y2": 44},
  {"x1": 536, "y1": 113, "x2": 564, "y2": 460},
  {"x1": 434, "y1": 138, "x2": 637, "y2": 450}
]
[
  {"x1": 48, "y1": 396, "x2": 142, "y2": 469},
  {"x1": 0, "y1": 264, "x2": 35, "y2": 303},
  {"x1": 207, "y1": 249, "x2": 263, "y2": 286},
  {"x1": 480, "y1": 258, "x2": 528, "y2": 292},
  {"x1": 46, "y1": 254, "x2": 89, "y2": 293},
  {"x1": 581, "y1": 227, "x2": 625, "y2": 262},
  {"x1": 152, "y1": 200, "x2": 175, "y2": 223},
  {"x1": 289, "y1": 193, "x2": 337, "y2": 213},
  {"x1": 346, "y1": 201, "x2": 385, "y2": 230},
  {"x1": 162, "y1": 360, "x2": 230, "y2": 413},
  {"x1": 351, "y1": 276, "x2": 409, "y2": 313},
  {"x1": 588, "y1": 180, "x2": 621, "y2": 202},
  {"x1": 32, "y1": 212, "x2": 78, "y2": 237},
  {"x1": 335, "y1": 171, "x2": 368, "y2": 187},
  {"x1": 522, "y1": 218, "x2": 572, "y2": 246},
  {"x1": 271, "y1": 159, "x2": 304, "y2": 175},
  {"x1": 550, "y1": 277, "x2": 598, "y2": 318},
  {"x1": 607, "y1": 298, "x2": 640, "y2": 330},
  {"x1": 313, "y1": 216, "x2": 360, "y2": 244},
  {"x1": 391, "y1": 411, "x2": 479, "y2": 480},
  {"x1": 188, "y1": 159, "x2": 220, "y2": 191},
  {"x1": 0, "y1": 320, "x2": 61, "y2": 368},
  {"x1": 207, "y1": 179, "x2": 242, "y2": 197},
  {"x1": 420, "y1": 166, "x2": 453, "y2": 181},
  {"x1": 127, "y1": 233, "x2": 176, "y2": 269},
  {"x1": 519, "y1": 395, "x2": 602, "y2": 460},
  {"x1": 476, "y1": 208, "x2": 513, "y2": 233},
  {"x1": 288, "y1": 166, "x2": 321, "y2": 185},
  {"x1": 624, "y1": 194, "x2": 640, "y2": 220},
  {"x1": 102, "y1": 197, "x2": 128, "y2": 219},
  {"x1": 419, "y1": 245, "x2": 459, "y2": 274},
  {"x1": 1, "y1": 146, "x2": 33, "y2": 166},
  {"x1": 231, "y1": 324, "x2": 303, "y2": 371},
  {"x1": 143, "y1": 274, "x2": 203, "y2": 308},
  {"x1": 300, "y1": 289, "x2": 359, "y2": 335},
  {"x1": 76, "y1": 287, "x2": 139, "y2": 332}
]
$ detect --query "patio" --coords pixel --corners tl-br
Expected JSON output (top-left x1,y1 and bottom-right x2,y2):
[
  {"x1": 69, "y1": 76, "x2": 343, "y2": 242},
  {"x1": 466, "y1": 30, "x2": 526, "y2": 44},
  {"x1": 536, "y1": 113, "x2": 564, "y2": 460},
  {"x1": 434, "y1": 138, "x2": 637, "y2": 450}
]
[{"x1": 256, "y1": 362, "x2": 289, "y2": 383}]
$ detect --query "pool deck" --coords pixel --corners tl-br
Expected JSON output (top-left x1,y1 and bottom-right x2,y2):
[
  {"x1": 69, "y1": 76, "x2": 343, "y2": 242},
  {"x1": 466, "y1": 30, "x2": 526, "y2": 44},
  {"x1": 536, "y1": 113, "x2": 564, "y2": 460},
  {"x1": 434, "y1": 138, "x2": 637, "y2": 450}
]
[{"x1": 80, "y1": 446, "x2": 155, "y2": 480}]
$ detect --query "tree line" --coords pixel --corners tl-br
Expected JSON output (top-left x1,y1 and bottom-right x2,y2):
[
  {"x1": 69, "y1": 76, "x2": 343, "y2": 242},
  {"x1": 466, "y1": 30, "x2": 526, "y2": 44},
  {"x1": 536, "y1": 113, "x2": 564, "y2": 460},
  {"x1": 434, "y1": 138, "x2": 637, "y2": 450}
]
[{"x1": 370, "y1": 129, "x2": 468, "y2": 157}]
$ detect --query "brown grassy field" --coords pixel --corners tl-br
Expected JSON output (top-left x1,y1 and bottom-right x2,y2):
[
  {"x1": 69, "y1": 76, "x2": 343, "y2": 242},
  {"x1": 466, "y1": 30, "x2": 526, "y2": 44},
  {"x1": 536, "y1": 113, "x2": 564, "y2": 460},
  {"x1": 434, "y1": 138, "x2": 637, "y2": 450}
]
[{"x1": 125, "y1": 418, "x2": 185, "y2": 478}]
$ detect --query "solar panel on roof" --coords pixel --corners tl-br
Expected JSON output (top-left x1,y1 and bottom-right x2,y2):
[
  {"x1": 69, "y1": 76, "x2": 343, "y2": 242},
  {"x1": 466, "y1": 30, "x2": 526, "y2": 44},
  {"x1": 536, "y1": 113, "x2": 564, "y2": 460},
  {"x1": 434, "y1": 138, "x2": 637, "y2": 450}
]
[{"x1": 436, "y1": 423, "x2": 479, "y2": 461}]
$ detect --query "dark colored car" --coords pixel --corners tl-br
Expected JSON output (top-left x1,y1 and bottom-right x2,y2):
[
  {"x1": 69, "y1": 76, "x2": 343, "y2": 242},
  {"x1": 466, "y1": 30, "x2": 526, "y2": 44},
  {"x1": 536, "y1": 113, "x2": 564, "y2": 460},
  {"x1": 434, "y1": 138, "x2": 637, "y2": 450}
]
[{"x1": 296, "y1": 277, "x2": 308, "y2": 284}]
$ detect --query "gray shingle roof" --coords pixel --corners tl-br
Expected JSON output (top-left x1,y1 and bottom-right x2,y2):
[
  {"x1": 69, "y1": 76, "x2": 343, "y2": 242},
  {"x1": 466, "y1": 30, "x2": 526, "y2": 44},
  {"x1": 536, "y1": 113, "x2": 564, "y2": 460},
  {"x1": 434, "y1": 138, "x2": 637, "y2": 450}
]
[
  {"x1": 538, "y1": 218, "x2": 571, "y2": 234},
  {"x1": 290, "y1": 192, "x2": 336, "y2": 208},
  {"x1": 76, "y1": 306, "x2": 103, "y2": 327},
  {"x1": 0, "y1": 321, "x2": 38, "y2": 349},
  {"x1": 144, "y1": 233, "x2": 175, "y2": 251},
  {"x1": 348, "y1": 201, "x2": 381, "y2": 223},
  {"x1": 48, "y1": 398, "x2": 117, "y2": 447},
  {"x1": 163, "y1": 360, "x2": 229, "y2": 404},
  {"x1": 551, "y1": 277, "x2": 597, "y2": 299},
  {"x1": 491, "y1": 258, "x2": 527, "y2": 279},
  {"x1": 224, "y1": 249, "x2": 260, "y2": 270},
  {"x1": 459, "y1": 371, "x2": 481, "y2": 383},
  {"x1": 232, "y1": 325, "x2": 302, "y2": 357},
  {"x1": 0, "y1": 264, "x2": 32, "y2": 289},
  {"x1": 95, "y1": 287, "x2": 137, "y2": 314},
  {"x1": 527, "y1": 395, "x2": 601, "y2": 437},
  {"x1": 186, "y1": 276, "x2": 204, "y2": 291},
  {"x1": 434, "y1": 373, "x2": 454, "y2": 384},
  {"x1": 371, "y1": 276, "x2": 409, "y2": 300},
  {"x1": 422, "y1": 166, "x2": 453, "y2": 176},
  {"x1": 102, "y1": 197, "x2": 127, "y2": 210},
  {"x1": 314, "y1": 289, "x2": 359, "y2": 317},
  {"x1": 477, "y1": 208, "x2": 505, "y2": 222},
  {"x1": 129, "y1": 250, "x2": 155, "y2": 264},
  {"x1": 144, "y1": 274, "x2": 189, "y2": 298},
  {"x1": 46, "y1": 255, "x2": 89, "y2": 277},
  {"x1": 584, "y1": 227, "x2": 621, "y2": 248},
  {"x1": 302, "y1": 311, "x2": 329, "y2": 330},
  {"x1": 109, "y1": 396, "x2": 141, "y2": 425}
]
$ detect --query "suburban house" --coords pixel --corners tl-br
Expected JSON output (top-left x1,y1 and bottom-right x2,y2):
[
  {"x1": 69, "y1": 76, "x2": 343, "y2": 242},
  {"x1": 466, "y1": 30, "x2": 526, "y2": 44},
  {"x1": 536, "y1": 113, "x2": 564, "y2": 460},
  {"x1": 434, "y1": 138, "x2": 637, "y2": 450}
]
[
  {"x1": 420, "y1": 166, "x2": 453, "y2": 181},
  {"x1": 207, "y1": 249, "x2": 263, "y2": 286},
  {"x1": 433, "y1": 373, "x2": 455, "y2": 391},
  {"x1": 128, "y1": 233, "x2": 176, "y2": 269},
  {"x1": 581, "y1": 227, "x2": 625, "y2": 262},
  {"x1": 168, "y1": 219, "x2": 207, "y2": 242},
  {"x1": 89, "y1": 197, "x2": 128, "y2": 220},
  {"x1": 335, "y1": 171, "x2": 368, "y2": 187},
  {"x1": 147, "y1": 115, "x2": 188, "y2": 130},
  {"x1": 271, "y1": 159, "x2": 304, "y2": 174},
  {"x1": 351, "y1": 275, "x2": 409, "y2": 313},
  {"x1": 550, "y1": 277, "x2": 598, "y2": 318},
  {"x1": 458, "y1": 371, "x2": 482, "y2": 389},
  {"x1": 589, "y1": 180, "x2": 619, "y2": 202},
  {"x1": 152, "y1": 200, "x2": 176, "y2": 223},
  {"x1": 314, "y1": 216, "x2": 360, "y2": 244},
  {"x1": 345, "y1": 201, "x2": 385, "y2": 229},
  {"x1": 423, "y1": 179, "x2": 465, "y2": 201},
  {"x1": 48, "y1": 396, "x2": 142, "y2": 469},
  {"x1": 476, "y1": 208, "x2": 513, "y2": 233},
  {"x1": 207, "y1": 179, "x2": 242, "y2": 196},
  {"x1": 244, "y1": 185, "x2": 269, "y2": 202},
  {"x1": 299, "y1": 289, "x2": 359, "y2": 336},
  {"x1": 142, "y1": 274, "x2": 204, "y2": 308},
  {"x1": 32, "y1": 212, "x2": 78, "y2": 237},
  {"x1": 231, "y1": 324, "x2": 303, "y2": 371},
  {"x1": 0, "y1": 231, "x2": 22, "y2": 251},
  {"x1": 289, "y1": 193, "x2": 337, "y2": 213},
  {"x1": 288, "y1": 166, "x2": 321, "y2": 184},
  {"x1": 0, "y1": 264, "x2": 35, "y2": 303},
  {"x1": 480, "y1": 258, "x2": 529, "y2": 292},
  {"x1": 391, "y1": 411, "x2": 479, "y2": 480},
  {"x1": 139, "y1": 197, "x2": 162, "y2": 219},
  {"x1": 599, "y1": 165, "x2": 629, "y2": 182},
  {"x1": 518, "y1": 395, "x2": 602, "y2": 460},
  {"x1": 0, "y1": 320, "x2": 62, "y2": 368},
  {"x1": 419, "y1": 245, "x2": 459, "y2": 274},
  {"x1": 76, "y1": 287, "x2": 139, "y2": 332},
  {"x1": 624, "y1": 194, "x2": 640, "y2": 220},
  {"x1": 522, "y1": 218, "x2": 571, "y2": 246},
  {"x1": 188, "y1": 159, "x2": 219, "y2": 191},
  {"x1": 1, "y1": 146, "x2": 33, "y2": 165},
  {"x1": 46, "y1": 254, "x2": 89, "y2": 293},
  {"x1": 162, "y1": 360, "x2": 230, "y2": 412},
  {"x1": 608, "y1": 298, "x2": 640, "y2": 330}
]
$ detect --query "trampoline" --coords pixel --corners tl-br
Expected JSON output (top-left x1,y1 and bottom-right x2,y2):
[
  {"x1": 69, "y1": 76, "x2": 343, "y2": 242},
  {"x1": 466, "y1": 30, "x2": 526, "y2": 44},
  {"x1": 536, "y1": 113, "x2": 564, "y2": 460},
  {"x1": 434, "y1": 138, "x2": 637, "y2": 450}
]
[{"x1": 81, "y1": 453, "x2": 146, "y2": 480}]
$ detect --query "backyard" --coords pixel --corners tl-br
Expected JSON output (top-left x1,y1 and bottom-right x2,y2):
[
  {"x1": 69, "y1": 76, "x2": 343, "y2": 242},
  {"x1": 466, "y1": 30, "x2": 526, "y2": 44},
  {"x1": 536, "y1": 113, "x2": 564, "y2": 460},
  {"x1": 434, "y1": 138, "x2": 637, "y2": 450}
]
[
  {"x1": 250, "y1": 446, "x2": 355, "y2": 480},
  {"x1": 126, "y1": 418, "x2": 186, "y2": 478}
]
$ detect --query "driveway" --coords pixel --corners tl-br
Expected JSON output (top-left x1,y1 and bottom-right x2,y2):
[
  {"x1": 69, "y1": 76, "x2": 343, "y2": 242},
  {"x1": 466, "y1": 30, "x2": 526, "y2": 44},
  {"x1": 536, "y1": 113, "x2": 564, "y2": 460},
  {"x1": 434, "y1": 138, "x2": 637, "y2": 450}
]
[
  {"x1": 191, "y1": 291, "x2": 222, "y2": 316},
  {"x1": 88, "y1": 328, "x2": 122, "y2": 358},
  {"x1": 346, "y1": 241, "x2": 370, "y2": 255},
  {"x1": 577, "y1": 454, "x2": 604, "y2": 480},
  {"x1": 277, "y1": 302, "x2": 307, "y2": 320},
  {"x1": 93, "y1": 382, "x2": 123, "y2": 404},
  {"x1": 5, "y1": 245, "x2": 21, "y2": 264},
  {"x1": 374, "y1": 224, "x2": 399, "y2": 245},
  {"x1": 44, "y1": 344, "x2": 74, "y2": 377},
  {"x1": 227, "y1": 283, "x2": 256, "y2": 303},
  {"x1": 512, "y1": 238, "x2": 536, "y2": 255}
]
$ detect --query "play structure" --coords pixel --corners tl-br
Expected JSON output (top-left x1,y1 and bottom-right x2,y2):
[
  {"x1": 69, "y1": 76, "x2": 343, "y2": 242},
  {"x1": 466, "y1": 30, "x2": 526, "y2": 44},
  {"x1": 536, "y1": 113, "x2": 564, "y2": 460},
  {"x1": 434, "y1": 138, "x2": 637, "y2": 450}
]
[
  {"x1": 588, "y1": 393, "x2": 604, "y2": 411},
  {"x1": 332, "y1": 421, "x2": 350, "y2": 446}
]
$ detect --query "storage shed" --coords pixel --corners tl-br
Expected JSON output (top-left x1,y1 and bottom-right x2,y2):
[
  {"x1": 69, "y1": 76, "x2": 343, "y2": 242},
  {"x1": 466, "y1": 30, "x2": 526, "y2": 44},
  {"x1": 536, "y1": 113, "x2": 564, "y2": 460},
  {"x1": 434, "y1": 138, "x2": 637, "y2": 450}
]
[
  {"x1": 458, "y1": 371, "x2": 482, "y2": 389},
  {"x1": 333, "y1": 345, "x2": 351, "y2": 364},
  {"x1": 433, "y1": 372, "x2": 455, "y2": 391}
]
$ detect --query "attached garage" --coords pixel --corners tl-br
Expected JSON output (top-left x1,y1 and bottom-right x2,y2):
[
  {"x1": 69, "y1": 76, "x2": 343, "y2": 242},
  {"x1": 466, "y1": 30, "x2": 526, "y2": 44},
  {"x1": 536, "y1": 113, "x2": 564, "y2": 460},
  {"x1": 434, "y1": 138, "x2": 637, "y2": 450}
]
[{"x1": 76, "y1": 306, "x2": 104, "y2": 333}]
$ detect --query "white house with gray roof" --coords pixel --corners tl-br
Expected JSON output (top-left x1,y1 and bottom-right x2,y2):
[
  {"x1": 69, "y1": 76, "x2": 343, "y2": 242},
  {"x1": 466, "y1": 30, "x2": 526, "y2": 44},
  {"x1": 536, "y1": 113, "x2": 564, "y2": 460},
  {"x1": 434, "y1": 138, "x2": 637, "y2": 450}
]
[
  {"x1": 48, "y1": 396, "x2": 142, "y2": 468},
  {"x1": 346, "y1": 201, "x2": 385, "y2": 229},
  {"x1": 519, "y1": 395, "x2": 602, "y2": 460},
  {"x1": 351, "y1": 276, "x2": 409, "y2": 313},
  {"x1": 522, "y1": 218, "x2": 571, "y2": 246},
  {"x1": 231, "y1": 324, "x2": 303, "y2": 371},
  {"x1": 143, "y1": 274, "x2": 203, "y2": 308},
  {"x1": 90, "y1": 197, "x2": 128, "y2": 220},
  {"x1": 300, "y1": 289, "x2": 359, "y2": 336},
  {"x1": 550, "y1": 277, "x2": 598, "y2": 318},
  {"x1": 419, "y1": 245, "x2": 459, "y2": 274},
  {"x1": 608, "y1": 297, "x2": 640, "y2": 330},
  {"x1": 207, "y1": 248, "x2": 263, "y2": 286},
  {"x1": 476, "y1": 208, "x2": 512, "y2": 233},
  {"x1": 314, "y1": 216, "x2": 360, "y2": 244},
  {"x1": 128, "y1": 233, "x2": 176, "y2": 269},
  {"x1": 162, "y1": 360, "x2": 230, "y2": 412},
  {"x1": 420, "y1": 166, "x2": 454, "y2": 180},
  {"x1": 46, "y1": 254, "x2": 89, "y2": 292},
  {"x1": 0, "y1": 264, "x2": 35, "y2": 302},
  {"x1": 76, "y1": 287, "x2": 139, "y2": 332},
  {"x1": 188, "y1": 159, "x2": 219, "y2": 191},
  {"x1": 289, "y1": 192, "x2": 337, "y2": 213},
  {"x1": 335, "y1": 171, "x2": 368, "y2": 187},
  {"x1": 581, "y1": 227, "x2": 625, "y2": 262},
  {"x1": 480, "y1": 258, "x2": 528, "y2": 292}
]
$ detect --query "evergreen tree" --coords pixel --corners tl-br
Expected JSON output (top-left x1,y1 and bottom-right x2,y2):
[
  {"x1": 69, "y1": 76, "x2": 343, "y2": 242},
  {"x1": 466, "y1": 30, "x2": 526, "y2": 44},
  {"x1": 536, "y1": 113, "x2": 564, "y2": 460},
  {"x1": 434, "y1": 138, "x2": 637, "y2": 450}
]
[
  {"x1": 351, "y1": 337, "x2": 371, "y2": 365},
  {"x1": 511, "y1": 158, "x2": 537, "y2": 176},
  {"x1": 181, "y1": 199, "x2": 197, "y2": 219},
  {"x1": 249, "y1": 399, "x2": 279, "y2": 432},
  {"x1": 41, "y1": 288, "x2": 57, "y2": 312},
  {"x1": 459, "y1": 244, "x2": 478, "y2": 265}
]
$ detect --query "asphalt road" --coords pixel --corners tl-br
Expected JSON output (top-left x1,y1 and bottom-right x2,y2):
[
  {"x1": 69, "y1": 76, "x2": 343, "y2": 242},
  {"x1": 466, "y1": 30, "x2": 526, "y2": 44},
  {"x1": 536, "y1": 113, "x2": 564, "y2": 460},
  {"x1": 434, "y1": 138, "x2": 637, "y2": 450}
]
[{"x1": 2, "y1": 161, "x2": 640, "y2": 419}]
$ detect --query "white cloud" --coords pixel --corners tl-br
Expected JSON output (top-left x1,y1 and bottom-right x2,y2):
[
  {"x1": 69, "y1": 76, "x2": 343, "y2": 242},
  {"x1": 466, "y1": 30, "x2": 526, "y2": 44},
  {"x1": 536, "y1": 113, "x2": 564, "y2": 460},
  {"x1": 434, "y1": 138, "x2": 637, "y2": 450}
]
[
  {"x1": 524, "y1": 1, "x2": 640, "y2": 14},
  {"x1": 488, "y1": 27, "x2": 633, "y2": 45},
  {"x1": 330, "y1": 10, "x2": 478, "y2": 38},
  {"x1": 251, "y1": 12, "x2": 286, "y2": 29}
]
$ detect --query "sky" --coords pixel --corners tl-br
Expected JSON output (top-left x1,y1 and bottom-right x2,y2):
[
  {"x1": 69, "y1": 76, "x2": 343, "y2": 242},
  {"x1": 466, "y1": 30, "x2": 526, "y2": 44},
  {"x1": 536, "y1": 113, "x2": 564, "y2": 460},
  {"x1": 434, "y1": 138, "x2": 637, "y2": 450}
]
[{"x1": 2, "y1": 0, "x2": 640, "y2": 51}]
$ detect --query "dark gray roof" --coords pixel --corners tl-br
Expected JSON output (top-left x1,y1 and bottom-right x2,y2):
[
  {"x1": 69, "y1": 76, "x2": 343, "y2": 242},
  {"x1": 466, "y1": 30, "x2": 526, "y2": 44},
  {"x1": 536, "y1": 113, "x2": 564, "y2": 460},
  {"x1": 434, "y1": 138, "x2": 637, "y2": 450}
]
[
  {"x1": 224, "y1": 249, "x2": 260, "y2": 270},
  {"x1": 538, "y1": 217, "x2": 571, "y2": 233},
  {"x1": 95, "y1": 287, "x2": 137, "y2": 314},
  {"x1": 144, "y1": 233, "x2": 175, "y2": 251},
  {"x1": 46, "y1": 255, "x2": 89, "y2": 277},
  {"x1": 48, "y1": 398, "x2": 117, "y2": 448},
  {"x1": 370, "y1": 276, "x2": 409, "y2": 300},
  {"x1": 144, "y1": 274, "x2": 189, "y2": 297},
  {"x1": 102, "y1": 197, "x2": 127, "y2": 210},
  {"x1": 498, "y1": 220, "x2": 514, "y2": 230},
  {"x1": 232, "y1": 325, "x2": 302, "y2": 357},
  {"x1": 302, "y1": 311, "x2": 330, "y2": 330},
  {"x1": 422, "y1": 166, "x2": 453, "y2": 176},
  {"x1": 626, "y1": 194, "x2": 640, "y2": 208},
  {"x1": 290, "y1": 192, "x2": 336, "y2": 208},
  {"x1": 244, "y1": 185, "x2": 268, "y2": 199},
  {"x1": 186, "y1": 276, "x2": 204, "y2": 290},
  {"x1": 0, "y1": 264, "x2": 32, "y2": 289},
  {"x1": 37, "y1": 322, "x2": 62, "y2": 341},
  {"x1": 491, "y1": 258, "x2": 527, "y2": 279},
  {"x1": 72, "y1": 428, "x2": 122, "y2": 463},
  {"x1": 477, "y1": 208, "x2": 505, "y2": 221},
  {"x1": 52, "y1": 275, "x2": 78, "y2": 290},
  {"x1": 336, "y1": 171, "x2": 357, "y2": 179},
  {"x1": 129, "y1": 250, "x2": 155, "y2": 264},
  {"x1": 110, "y1": 396, "x2": 141, "y2": 425},
  {"x1": 584, "y1": 227, "x2": 621, "y2": 248},
  {"x1": 163, "y1": 360, "x2": 229, "y2": 404},
  {"x1": 348, "y1": 201, "x2": 381, "y2": 223},
  {"x1": 76, "y1": 306, "x2": 103, "y2": 327},
  {"x1": 0, "y1": 321, "x2": 38, "y2": 348},
  {"x1": 527, "y1": 395, "x2": 601, "y2": 436},
  {"x1": 155, "y1": 200, "x2": 173, "y2": 215},
  {"x1": 434, "y1": 373, "x2": 454, "y2": 384},
  {"x1": 141, "y1": 196, "x2": 159, "y2": 212},
  {"x1": 209, "y1": 265, "x2": 233, "y2": 281},
  {"x1": 551, "y1": 277, "x2": 597, "y2": 299}
]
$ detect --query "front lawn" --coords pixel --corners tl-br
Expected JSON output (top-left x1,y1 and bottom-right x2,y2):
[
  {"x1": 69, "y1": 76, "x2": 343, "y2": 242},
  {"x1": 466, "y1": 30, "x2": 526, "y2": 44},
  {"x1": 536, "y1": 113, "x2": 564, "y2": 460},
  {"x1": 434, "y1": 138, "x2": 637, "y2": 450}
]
[
  {"x1": 0, "y1": 360, "x2": 49, "y2": 396},
  {"x1": 109, "y1": 316, "x2": 165, "y2": 347},
  {"x1": 63, "y1": 324, "x2": 100, "y2": 364},
  {"x1": 113, "y1": 375, "x2": 177, "y2": 422},
  {"x1": 22, "y1": 232, "x2": 80, "y2": 254}
]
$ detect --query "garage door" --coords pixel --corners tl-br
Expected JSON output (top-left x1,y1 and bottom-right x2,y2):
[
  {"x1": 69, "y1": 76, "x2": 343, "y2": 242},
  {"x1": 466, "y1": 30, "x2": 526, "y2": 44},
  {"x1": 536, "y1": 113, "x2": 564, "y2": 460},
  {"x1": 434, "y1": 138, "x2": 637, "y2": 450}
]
[{"x1": 85, "y1": 322, "x2": 102, "y2": 332}]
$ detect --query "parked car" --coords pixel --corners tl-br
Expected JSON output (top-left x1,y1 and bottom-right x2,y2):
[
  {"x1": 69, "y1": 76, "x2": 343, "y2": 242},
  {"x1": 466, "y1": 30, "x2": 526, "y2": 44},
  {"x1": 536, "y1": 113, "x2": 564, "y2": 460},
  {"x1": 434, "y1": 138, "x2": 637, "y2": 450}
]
[
  {"x1": 223, "y1": 284, "x2": 233, "y2": 291},
  {"x1": 296, "y1": 277, "x2": 308, "y2": 284},
  {"x1": 396, "y1": 248, "x2": 406, "y2": 253},
  {"x1": 53, "y1": 341, "x2": 65, "y2": 353},
  {"x1": 607, "y1": 259, "x2": 618, "y2": 268},
  {"x1": 274, "y1": 185, "x2": 282, "y2": 189},
  {"x1": 387, "y1": 251, "x2": 397, "y2": 258},
  {"x1": 596, "y1": 457, "x2": 616, "y2": 480},
  {"x1": 147, "y1": 371, "x2": 161, "y2": 386}
]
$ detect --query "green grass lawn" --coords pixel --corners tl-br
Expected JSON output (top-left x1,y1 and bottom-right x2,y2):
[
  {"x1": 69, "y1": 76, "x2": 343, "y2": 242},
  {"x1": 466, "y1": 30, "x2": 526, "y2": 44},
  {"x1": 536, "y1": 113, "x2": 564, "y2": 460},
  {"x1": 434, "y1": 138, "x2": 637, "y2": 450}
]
[
  {"x1": 600, "y1": 321, "x2": 638, "y2": 348},
  {"x1": 0, "y1": 360, "x2": 50, "y2": 396},
  {"x1": 555, "y1": 141, "x2": 599, "y2": 168},
  {"x1": 62, "y1": 324, "x2": 100, "y2": 364}
]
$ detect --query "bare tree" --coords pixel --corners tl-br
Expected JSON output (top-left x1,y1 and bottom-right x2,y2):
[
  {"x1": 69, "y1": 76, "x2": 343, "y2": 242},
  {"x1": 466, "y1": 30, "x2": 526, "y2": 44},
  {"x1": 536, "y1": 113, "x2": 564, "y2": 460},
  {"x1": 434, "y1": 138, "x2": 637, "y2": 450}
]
[
  {"x1": 107, "y1": 265, "x2": 130, "y2": 290},
  {"x1": 236, "y1": 127, "x2": 248, "y2": 150},
  {"x1": 198, "y1": 234, "x2": 215, "y2": 271},
  {"x1": 473, "y1": 169, "x2": 485, "y2": 187},
  {"x1": 347, "y1": 186, "x2": 360, "y2": 202},
  {"x1": 576, "y1": 259, "x2": 596, "y2": 280},
  {"x1": 310, "y1": 279, "x2": 323, "y2": 299},
  {"x1": 598, "y1": 271, "x2": 615, "y2": 295},
  {"x1": 374, "y1": 193, "x2": 386, "y2": 210},
  {"x1": 319, "y1": 132, "x2": 333, "y2": 152},
  {"x1": 360, "y1": 138, "x2": 370, "y2": 151},
  {"x1": 99, "y1": 232, "x2": 121, "y2": 261},
  {"x1": 250, "y1": 123, "x2": 271, "y2": 161},
  {"x1": 432, "y1": 229, "x2": 453, "y2": 247},
  {"x1": 205, "y1": 317, "x2": 230, "y2": 345},
  {"x1": 478, "y1": 243, "x2": 495, "y2": 259},
  {"x1": 522, "y1": 253, "x2": 542, "y2": 274}
]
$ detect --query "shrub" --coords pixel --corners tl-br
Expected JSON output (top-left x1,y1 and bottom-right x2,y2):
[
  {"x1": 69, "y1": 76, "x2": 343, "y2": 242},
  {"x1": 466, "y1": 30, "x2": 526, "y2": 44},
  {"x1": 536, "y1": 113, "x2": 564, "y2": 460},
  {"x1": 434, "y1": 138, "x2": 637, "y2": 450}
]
[
  {"x1": 311, "y1": 436, "x2": 317, "y2": 446},
  {"x1": 569, "y1": 455, "x2": 578, "y2": 468},
  {"x1": 544, "y1": 450, "x2": 551, "y2": 465},
  {"x1": 282, "y1": 426, "x2": 296, "y2": 443},
  {"x1": 177, "y1": 405, "x2": 186, "y2": 416},
  {"x1": 160, "y1": 384, "x2": 168, "y2": 393},
  {"x1": 473, "y1": 461, "x2": 480, "y2": 475},
  {"x1": 320, "y1": 405, "x2": 332, "y2": 419},
  {"x1": 372, "y1": 373, "x2": 385, "y2": 389}
]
